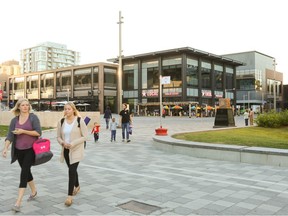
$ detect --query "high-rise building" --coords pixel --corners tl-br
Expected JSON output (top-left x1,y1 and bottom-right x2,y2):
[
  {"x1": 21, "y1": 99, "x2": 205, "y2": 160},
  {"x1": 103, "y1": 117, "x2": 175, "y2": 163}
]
[{"x1": 20, "y1": 42, "x2": 80, "y2": 73}]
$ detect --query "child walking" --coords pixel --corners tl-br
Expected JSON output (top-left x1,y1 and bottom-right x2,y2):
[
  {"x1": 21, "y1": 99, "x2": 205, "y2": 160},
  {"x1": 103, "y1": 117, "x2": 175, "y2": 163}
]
[
  {"x1": 110, "y1": 117, "x2": 118, "y2": 142},
  {"x1": 91, "y1": 122, "x2": 100, "y2": 142}
]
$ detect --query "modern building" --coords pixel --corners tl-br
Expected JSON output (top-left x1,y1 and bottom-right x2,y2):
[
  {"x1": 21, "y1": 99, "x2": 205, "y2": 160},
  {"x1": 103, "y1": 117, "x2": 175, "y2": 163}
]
[
  {"x1": 223, "y1": 51, "x2": 283, "y2": 112},
  {"x1": 5, "y1": 47, "x2": 283, "y2": 115},
  {"x1": 20, "y1": 42, "x2": 80, "y2": 73},
  {"x1": 0, "y1": 60, "x2": 21, "y2": 109},
  {"x1": 5, "y1": 62, "x2": 118, "y2": 113},
  {"x1": 109, "y1": 47, "x2": 243, "y2": 115}
]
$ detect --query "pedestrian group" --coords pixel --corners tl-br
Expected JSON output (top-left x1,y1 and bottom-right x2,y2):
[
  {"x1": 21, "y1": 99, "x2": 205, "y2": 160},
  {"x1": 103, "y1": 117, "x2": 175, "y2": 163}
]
[{"x1": 1, "y1": 99, "x2": 132, "y2": 212}]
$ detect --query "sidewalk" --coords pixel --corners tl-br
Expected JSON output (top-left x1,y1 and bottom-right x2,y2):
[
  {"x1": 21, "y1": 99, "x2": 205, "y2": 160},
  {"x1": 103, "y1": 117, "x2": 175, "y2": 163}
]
[{"x1": 1, "y1": 116, "x2": 288, "y2": 215}]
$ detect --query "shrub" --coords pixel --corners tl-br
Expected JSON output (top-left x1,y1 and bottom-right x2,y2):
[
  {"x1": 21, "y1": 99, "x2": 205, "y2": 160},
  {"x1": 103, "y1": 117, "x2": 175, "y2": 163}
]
[{"x1": 255, "y1": 110, "x2": 288, "y2": 128}]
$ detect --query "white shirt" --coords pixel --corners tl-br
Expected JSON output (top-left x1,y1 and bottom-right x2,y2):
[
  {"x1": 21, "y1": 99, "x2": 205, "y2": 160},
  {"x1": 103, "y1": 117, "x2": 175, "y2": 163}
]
[{"x1": 63, "y1": 118, "x2": 76, "y2": 143}]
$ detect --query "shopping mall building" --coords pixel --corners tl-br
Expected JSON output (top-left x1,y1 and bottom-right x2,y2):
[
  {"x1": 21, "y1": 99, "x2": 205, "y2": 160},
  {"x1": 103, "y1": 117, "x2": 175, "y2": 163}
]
[{"x1": 1, "y1": 47, "x2": 283, "y2": 114}]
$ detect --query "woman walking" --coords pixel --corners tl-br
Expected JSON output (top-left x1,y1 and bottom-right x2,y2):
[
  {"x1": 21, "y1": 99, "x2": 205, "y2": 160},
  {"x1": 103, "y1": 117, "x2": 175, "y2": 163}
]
[
  {"x1": 57, "y1": 102, "x2": 88, "y2": 206},
  {"x1": 2, "y1": 98, "x2": 41, "y2": 212}
]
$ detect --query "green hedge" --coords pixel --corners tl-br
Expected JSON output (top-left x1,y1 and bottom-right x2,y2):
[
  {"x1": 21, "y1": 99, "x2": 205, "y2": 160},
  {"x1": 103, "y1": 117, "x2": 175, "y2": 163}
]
[{"x1": 255, "y1": 110, "x2": 288, "y2": 128}]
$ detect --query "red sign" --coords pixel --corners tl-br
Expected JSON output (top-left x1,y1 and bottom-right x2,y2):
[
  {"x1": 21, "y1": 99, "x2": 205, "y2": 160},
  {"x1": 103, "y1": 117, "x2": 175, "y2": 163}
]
[{"x1": 0, "y1": 90, "x2": 2, "y2": 100}]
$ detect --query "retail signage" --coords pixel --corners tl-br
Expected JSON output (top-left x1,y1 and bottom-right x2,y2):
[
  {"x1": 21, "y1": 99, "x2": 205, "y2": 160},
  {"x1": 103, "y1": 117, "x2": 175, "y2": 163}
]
[
  {"x1": 0, "y1": 90, "x2": 2, "y2": 100},
  {"x1": 142, "y1": 89, "x2": 158, "y2": 97},
  {"x1": 202, "y1": 90, "x2": 212, "y2": 97},
  {"x1": 161, "y1": 76, "x2": 171, "y2": 85}
]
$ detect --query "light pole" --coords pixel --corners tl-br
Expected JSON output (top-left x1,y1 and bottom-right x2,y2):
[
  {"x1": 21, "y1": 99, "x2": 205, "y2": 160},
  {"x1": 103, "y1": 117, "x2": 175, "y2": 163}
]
[
  {"x1": 117, "y1": 11, "x2": 124, "y2": 113},
  {"x1": 248, "y1": 91, "x2": 250, "y2": 109},
  {"x1": 273, "y1": 58, "x2": 277, "y2": 111}
]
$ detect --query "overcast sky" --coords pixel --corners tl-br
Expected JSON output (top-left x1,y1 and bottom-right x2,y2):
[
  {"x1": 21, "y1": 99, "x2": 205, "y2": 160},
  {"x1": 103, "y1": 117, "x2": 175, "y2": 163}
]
[{"x1": 1, "y1": 0, "x2": 287, "y2": 83}]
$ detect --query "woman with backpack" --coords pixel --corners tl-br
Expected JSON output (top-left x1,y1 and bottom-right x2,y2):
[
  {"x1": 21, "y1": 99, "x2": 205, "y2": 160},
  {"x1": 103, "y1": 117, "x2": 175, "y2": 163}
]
[{"x1": 56, "y1": 102, "x2": 88, "y2": 207}]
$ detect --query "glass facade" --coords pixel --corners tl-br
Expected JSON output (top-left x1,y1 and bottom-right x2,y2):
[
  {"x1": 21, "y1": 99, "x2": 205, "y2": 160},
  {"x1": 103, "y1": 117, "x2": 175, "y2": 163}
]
[
  {"x1": 187, "y1": 58, "x2": 198, "y2": 87},
  {"x1": 123, "y1": 64, "x2": 138, "y2": 90}
]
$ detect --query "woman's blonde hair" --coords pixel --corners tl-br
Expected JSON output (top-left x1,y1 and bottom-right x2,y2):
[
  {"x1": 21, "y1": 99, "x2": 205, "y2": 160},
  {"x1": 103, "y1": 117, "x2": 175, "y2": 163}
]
[
  {"x1": 63, "y1": 102, "x2": 80, "y2": 117},
  {"x1": 11, "y1": 98, "x2": 32, "y2": 116}
]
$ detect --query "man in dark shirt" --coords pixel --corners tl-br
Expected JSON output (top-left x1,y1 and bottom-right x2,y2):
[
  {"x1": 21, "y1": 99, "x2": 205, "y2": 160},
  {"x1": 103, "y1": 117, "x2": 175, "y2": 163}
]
[{"x1": 119, "y1": 103, "x2": 132, "y2": 142}]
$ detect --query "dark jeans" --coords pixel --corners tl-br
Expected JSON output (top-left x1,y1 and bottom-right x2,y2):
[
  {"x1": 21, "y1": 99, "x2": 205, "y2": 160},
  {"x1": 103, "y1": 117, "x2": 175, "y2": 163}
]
[
  {"x1": 105, "y1": 118, "x2": 110, "y2": 129},
  {"x1": 122, "y1": 122, "x2": 130, "y2": 140},
  {"x1": 16, "y1": 148, "x2": 35, "y2": 188},
  {"x1": 111, "y1": 130, "x2": 116, "y2": 141},
  {"x1": 245, "y1": 119, "x2": 249, "y2": 126},
  {"x1": 94, "y1": 133, "x2": 99, "y2": 142},
  {"x1": 64, "y1": 149, "x2": 79, "y2": 196}
]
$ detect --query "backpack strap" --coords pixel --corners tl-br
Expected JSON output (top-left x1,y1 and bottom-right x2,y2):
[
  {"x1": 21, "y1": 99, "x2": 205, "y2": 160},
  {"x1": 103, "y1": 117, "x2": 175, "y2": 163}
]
[
  {"x1": 77, "y1": 117, "x2": 81, "y2": 127},
  {"x1": 60, "y1": 118, "x2": 65, "y2": 126},
  {"x1": 61, "y1": 117, "x2": 80, "y2": 127}
]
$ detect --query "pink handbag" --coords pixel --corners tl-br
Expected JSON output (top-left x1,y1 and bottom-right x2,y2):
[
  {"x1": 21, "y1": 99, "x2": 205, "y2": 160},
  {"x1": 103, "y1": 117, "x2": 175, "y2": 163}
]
[{"x1": 32, "y1": 138, "x2": 53, "y2": 166}]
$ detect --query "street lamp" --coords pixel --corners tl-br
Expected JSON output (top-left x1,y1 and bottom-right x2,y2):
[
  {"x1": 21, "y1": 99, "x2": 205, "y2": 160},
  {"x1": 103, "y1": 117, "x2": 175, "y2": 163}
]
[
  {"x1": 273, "y1": 58, "x2": 277, "y2": 111},
  {"x1": 117, "y1": 11, "x2": 124, "y2": 113}
]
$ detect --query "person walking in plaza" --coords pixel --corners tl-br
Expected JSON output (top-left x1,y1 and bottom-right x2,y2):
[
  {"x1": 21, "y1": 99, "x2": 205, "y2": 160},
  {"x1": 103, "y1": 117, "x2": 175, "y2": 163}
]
[
  {"x1": 104, "y1": 106, "x2": 112, "y2": 129},
  {"x1": 243, "y1": 109, "x2": 249, "y2": 126},
  {"x1": 110, "y1": 117, "x2": 118, "y2": 142},
  {"x1": 91, "y1": 122, "x2": 100, "y2": 142},
  {"x1": 119, "y1": 103, "x2": 132, "y2": 142},
  {"x1": 249, "y1": 108, "x2": 254, "y2": 126},
  {"x1": 56, "y1": 102, "x2": 88, "y2": 207},
  {"x1": 2, "y1": 98, "x2": 42, "y2": 212}
]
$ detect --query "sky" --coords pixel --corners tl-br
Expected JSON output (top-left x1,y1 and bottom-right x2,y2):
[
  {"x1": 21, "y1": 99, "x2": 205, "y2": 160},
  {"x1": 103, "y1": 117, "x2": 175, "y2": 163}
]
[{"x1": 1, "y1": 0, "x2": 287, "y2": 82}]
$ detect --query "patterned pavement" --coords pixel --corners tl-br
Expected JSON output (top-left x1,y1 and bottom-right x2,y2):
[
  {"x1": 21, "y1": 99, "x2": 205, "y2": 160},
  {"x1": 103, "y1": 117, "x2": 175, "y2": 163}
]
[{"x1": 1, "y1": 115, "x2": 288, "y2": 215}]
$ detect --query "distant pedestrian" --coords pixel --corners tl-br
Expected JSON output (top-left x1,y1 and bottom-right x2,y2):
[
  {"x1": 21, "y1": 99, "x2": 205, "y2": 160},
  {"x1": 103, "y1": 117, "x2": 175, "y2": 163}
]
[
  {"x1": 110, "y1": 117, "x2": 118, "y2": 142},
  {"x1": 119, "y1": 103, "x2": 132, "y2": 142},
  {"x1": 243, "y1": 109, "x2": 249, "y2": 126},
  {"x1": 91, "y1": 122, "x2": 100, "y2": 142},
  {"x1": 249, "y1": 108, "x2": 254, "y2": 126},
  {"x1": 104, "y1": 106, "x2": 112, "y2": 129}
]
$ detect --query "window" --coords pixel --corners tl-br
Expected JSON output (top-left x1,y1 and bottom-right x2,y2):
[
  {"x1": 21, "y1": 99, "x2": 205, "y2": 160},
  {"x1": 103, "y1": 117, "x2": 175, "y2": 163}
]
[
  {"x1": 104, "y1": 67, "x2": 117, "y2": 88},
  {"x1": 162, "y1": 57, "x2": 182, "y2": 88},
  {"x1": 201, "y1": 61, "x2": 211, "y2": 88},
  {"x1": 187, "y1": 58, "x2": 198, "y2": 87},
  {"x1": 74, "y1": 68, "x2": 91, "y2": 89},
  {"x1": 123, "y1": 63, "x2": 138, "y2": 90},
  {"x1": 214, "y1": 64, "x2": 223, "y2": 90},
  {"x1": 142, "y1": 61, "x2": 159, "y2": 89}
]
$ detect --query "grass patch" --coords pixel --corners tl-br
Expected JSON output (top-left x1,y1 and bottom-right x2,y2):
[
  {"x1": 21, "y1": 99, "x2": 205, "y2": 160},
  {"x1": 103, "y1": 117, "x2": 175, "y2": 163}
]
[
  {"x1": 0, "y1": 125, "x2": 54, "y2": 137},
  {"x1": 172, "y1": 127, "x2": 288, "y2": 149}
]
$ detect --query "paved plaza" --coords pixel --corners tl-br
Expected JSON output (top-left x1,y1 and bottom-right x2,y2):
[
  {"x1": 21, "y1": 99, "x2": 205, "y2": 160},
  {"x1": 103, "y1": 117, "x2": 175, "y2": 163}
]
[{"x1": 1, "y1": 115, "x2": 288, "y2": 215}]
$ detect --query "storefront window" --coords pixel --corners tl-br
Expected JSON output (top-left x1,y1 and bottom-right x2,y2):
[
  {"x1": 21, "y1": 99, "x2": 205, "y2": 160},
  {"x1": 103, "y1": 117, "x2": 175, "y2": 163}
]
[
  {"x1": 201, "y1": 60, "x2": 211, "y2": 88},
  {"x1": 214, "y1": 64, "x2": 223, "y2": 90},
  {"x1": 187, "y1": 58, "x2": 198, "y2": 87},
  {"x1": 74, "y1": 68, "x2": 91, "y2": 89},
  {"x1": 142, "y1": 61, "x2": 159, "y2": 89},
  {"x1": 162, "y1": 57, "x2": 182, "y2": 88},
  {"x1": 123, "y1": 63, "x2": 138, "y2": 90},
  {"x1": 104, "y1": 67, "x2": 117, "y2": 88},
  {"x1": 225, "y1": 66, "x2": 234, "y2": 90},
  {"x1": 93, "y1": 67, "x2": 99, "y2": 88}
]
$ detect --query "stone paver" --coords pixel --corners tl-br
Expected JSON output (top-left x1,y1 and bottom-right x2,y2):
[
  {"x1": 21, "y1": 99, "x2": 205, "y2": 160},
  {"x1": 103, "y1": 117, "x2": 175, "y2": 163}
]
[{"x1": 1, "y1": 115, "x2": 288, "y2": 215}]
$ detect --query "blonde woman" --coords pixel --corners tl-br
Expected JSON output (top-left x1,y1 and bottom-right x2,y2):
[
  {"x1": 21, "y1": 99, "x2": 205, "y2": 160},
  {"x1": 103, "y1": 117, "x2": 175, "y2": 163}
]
[
  {"x1": 2, "y1": 98, "x2": 41, "y2": 212},
  {"x1": 56, "y1": 102, "x2": 88, "y2": 206}
]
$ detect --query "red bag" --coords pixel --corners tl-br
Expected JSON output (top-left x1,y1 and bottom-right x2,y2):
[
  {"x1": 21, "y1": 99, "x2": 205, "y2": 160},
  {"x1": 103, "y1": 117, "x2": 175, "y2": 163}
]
[{"x1": 32, "y1": 138, "x2": 53, "y2": 166}]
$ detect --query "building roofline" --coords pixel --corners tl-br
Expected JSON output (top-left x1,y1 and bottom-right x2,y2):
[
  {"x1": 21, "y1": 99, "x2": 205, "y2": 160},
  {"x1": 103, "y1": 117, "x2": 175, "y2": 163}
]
[
  {"x1": 222, "y1": 50, "x2": 274, "y2": 59},
  {"x1": 107, "y1": 46, "x2": 244, "y2": 66}
]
